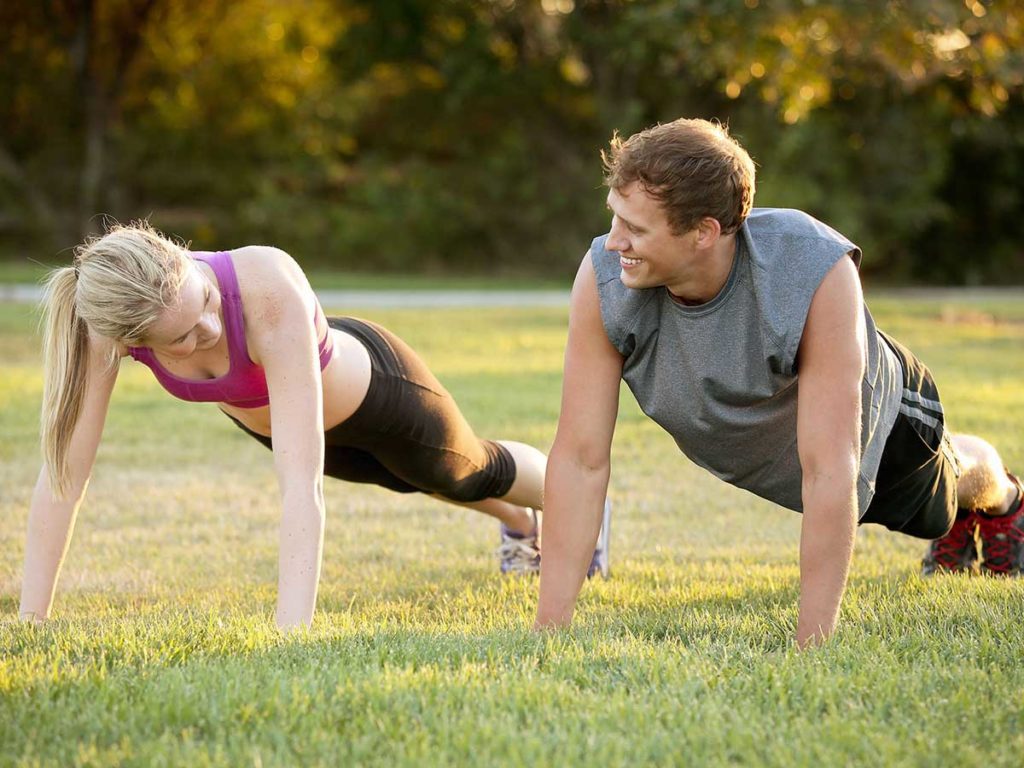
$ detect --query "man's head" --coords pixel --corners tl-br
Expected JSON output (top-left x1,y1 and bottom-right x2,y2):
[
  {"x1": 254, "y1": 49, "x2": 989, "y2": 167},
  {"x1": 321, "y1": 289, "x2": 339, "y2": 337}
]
[{"x1": 602, "y1": 118, "x2": 756, "y2": 237}]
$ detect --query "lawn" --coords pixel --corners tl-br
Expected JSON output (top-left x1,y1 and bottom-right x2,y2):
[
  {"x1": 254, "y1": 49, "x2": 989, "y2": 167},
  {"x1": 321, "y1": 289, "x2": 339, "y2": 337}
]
[{"x1": 1, "y1": 291, "x2": 1023, "y2": 767}]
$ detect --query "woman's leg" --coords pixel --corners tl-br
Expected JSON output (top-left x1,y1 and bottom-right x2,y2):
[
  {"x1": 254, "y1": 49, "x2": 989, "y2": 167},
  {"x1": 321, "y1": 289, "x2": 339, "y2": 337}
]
[
  {"x1": 951, "y1": 433, "x2": 1018, "y2": 514},
  {"x1": 432, "y1": 494, "x2": 537, "y2": 535},
  {"x1": 933, "y1": 433, "x2": 1024, "y2": 575},
  {"x1": 328, "y1": 318, "x2": 546, "y2": 534}
]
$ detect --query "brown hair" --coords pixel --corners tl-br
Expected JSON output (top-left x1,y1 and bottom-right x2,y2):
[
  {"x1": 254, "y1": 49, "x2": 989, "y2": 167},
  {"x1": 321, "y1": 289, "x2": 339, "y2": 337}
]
[{"x1": 602, "y1": 118, "x2": 756, "y2": 235}]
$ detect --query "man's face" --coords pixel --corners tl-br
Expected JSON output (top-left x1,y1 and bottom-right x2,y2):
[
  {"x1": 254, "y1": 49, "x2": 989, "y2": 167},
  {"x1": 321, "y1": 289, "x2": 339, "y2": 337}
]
[{"x1": 605, "y1": 182, "x2": 696, "y2": 290}]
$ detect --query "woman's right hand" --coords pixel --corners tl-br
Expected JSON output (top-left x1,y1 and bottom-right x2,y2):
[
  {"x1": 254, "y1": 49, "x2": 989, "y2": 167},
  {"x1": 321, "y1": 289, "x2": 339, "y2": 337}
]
[{"x1": 19, "y1": 332, "x2": 120, "y2": 621}]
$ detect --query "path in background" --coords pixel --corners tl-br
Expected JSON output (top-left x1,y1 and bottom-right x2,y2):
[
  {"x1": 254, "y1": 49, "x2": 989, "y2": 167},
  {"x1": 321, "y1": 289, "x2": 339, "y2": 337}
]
[
  {"x1": 2, "y1": 283, "x2": 1022, "y2": 308},
  {"x1": 0, "y1": 284, "x2": 569, "y2": 308}
]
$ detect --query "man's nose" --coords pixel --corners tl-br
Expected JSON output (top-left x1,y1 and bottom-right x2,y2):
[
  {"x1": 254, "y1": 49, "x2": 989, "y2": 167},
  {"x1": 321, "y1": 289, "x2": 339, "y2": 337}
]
[{"x1": 607, "y1": 219, "x2": 629, "y2": 252}]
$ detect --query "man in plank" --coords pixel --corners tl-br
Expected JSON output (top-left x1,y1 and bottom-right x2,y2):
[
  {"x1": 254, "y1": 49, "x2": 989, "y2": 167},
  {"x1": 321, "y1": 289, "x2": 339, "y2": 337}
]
[{"x1": 536, "y1": 118, "x2": 1023, "y2": 646}]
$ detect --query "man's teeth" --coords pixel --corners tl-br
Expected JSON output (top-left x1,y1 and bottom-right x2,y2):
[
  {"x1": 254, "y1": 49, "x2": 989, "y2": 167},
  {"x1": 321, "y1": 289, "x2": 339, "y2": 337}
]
[{"x1": 621, "y1": 257, "x2": 642, "y2": 265}]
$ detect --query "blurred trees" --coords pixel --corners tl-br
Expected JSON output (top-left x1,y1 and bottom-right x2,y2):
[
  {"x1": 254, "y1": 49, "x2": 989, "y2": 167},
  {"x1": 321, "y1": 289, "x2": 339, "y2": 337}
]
[{"x1": 1, "y1": 0, "x2": 1022, "y2": 282}]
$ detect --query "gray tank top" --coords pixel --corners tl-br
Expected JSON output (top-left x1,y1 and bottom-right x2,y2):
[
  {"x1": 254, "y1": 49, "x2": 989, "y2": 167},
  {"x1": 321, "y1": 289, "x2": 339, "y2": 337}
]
[{"x1": 592, "y1": 207, "x2": 903, "y2": 515}]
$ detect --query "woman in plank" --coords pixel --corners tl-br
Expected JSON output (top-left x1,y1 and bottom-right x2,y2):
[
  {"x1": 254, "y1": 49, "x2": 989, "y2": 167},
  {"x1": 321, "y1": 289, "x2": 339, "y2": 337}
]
[{"x1": 19, "y1": 223, "x2": 609, "y2": 629}]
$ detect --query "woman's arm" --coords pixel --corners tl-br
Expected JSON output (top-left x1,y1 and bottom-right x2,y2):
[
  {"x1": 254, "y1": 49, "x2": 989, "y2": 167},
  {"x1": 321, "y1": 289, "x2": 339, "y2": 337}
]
[
  {"x1": 20, "y1": 334, "x2": 119, "y2": 621},
  {"x1": 239, "y1": 247, "x2": 326, "y2": 631}
]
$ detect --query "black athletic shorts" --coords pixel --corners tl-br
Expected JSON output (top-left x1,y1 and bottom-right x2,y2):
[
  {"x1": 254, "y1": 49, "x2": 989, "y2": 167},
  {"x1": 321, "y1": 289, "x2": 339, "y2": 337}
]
[
  {"x1": 859, "y1": 333, "x2": 962, "y2": 540},
  {"x1": 230, "y1": 317, "x2": 517, "y2": 502}
]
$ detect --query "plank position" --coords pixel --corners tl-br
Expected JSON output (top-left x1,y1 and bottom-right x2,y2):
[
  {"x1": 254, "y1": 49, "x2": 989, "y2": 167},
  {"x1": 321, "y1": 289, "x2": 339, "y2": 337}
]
[
  {"x1": 536, "y1": 118, "x2": 1023, "y2": 646},
  {"x1": 19, "y1": 223, "x2": 607, "y2": 630}
]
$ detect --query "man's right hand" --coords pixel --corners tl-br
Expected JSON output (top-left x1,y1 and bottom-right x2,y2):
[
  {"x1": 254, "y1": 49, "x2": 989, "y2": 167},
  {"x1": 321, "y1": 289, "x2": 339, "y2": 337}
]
[{"x1": 535, "y1": 251, "x2": 623, "y2": 629}]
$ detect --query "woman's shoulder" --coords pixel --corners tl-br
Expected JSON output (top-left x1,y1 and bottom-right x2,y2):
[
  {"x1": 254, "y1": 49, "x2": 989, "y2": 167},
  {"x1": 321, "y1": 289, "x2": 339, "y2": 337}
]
[
  {"x1": 228, "y1": 244, "x2": 300, "y2": 273},
  {"x1": 227, "y1": 246, "x2": 315, "y2": 326},
  {"x1": 228, "y1": 245, "x2": 308, "y2": 291}
]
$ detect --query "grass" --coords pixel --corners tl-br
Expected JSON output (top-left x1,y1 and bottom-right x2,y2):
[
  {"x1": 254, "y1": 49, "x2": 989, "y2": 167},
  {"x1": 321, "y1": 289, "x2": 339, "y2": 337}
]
[{"x1": 1, "y1": 292, "x2": 1023, "y2": 767}]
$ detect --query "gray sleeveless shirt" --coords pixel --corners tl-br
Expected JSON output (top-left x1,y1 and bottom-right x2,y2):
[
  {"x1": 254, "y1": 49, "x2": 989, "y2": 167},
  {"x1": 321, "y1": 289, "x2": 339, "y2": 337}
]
[{"x1": 592, "y1": 207, "x2": 903, "y2": 515}]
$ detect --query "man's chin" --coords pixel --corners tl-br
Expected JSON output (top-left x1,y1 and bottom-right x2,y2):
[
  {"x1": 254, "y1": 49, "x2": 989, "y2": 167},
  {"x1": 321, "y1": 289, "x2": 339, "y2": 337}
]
[{"x1": 620, "y1": 269, "x2": 655, "y2": 290}]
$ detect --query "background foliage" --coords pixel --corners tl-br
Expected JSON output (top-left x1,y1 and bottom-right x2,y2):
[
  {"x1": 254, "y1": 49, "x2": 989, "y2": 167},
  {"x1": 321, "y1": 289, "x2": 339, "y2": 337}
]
[{"x1": 2, "y1": 0, "x2": 1023, "y2": 282}]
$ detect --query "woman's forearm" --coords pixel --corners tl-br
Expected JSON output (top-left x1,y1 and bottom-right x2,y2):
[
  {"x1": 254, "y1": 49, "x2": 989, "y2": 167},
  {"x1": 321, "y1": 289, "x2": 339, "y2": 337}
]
[
  {"x1": 274, "y1": 491, "x2": 325, "y2": 630},
  {"x1": 20, "y1": 469, "x2": 84, "y2": 620}
]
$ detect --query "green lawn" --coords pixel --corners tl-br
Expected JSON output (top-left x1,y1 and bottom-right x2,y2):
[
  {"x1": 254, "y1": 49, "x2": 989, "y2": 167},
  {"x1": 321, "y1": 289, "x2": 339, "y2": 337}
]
[{"x1": 1, "y1": 293, "x2": 1023, "y2": 767}]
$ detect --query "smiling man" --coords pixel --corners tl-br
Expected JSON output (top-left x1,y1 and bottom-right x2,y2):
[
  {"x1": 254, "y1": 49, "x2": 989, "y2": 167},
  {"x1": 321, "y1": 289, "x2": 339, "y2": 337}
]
[{"x1": 536, "y1": 118, "x2": 1024, "y2": 646}]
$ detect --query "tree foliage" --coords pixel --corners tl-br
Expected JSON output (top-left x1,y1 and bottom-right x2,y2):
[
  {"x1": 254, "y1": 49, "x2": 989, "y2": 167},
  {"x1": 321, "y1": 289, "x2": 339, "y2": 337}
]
[{"x1": 1, "y1": 0, "x2": 1022, "y2": 282}]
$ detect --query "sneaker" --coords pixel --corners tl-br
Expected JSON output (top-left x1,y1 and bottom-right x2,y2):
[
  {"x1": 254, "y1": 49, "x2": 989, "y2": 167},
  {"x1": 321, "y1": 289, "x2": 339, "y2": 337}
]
[
  {"x1": 498, "y1": 509, "x2": 540, "y2": 575},
  {"x1": 586, "y1": 498, "x2": 612, "y2": 580},
  {"x1": 977, "y1": 474, "x2": 1024, "y2": 575},
  {"x1": 921, "y1": 511, "x2": 979, "y2": 575}
]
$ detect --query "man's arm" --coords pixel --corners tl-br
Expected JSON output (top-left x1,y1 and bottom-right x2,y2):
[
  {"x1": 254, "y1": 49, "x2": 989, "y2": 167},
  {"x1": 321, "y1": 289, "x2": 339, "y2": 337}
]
[
  {"x1": 245, "y1": 248, "x2": 326, "y2": 631},
  {"x1": 795, "y1": 255, "x2": 866, "y2": 648},
  {"x1": 535, "y1": 252, "x2": 624, "y2": 629}
]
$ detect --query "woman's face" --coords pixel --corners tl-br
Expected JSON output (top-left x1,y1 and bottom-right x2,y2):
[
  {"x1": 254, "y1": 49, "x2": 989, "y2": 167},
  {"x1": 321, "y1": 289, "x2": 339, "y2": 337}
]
[{"x1": 144, "y1": 264, "x2": 223, "y2": 358}]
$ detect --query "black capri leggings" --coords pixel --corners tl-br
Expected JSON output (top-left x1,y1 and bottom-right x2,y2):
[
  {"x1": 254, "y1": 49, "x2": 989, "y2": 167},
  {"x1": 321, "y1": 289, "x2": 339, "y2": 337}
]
[{"x1": 230, "y1": 317, "x2": 517, "y2": 502}]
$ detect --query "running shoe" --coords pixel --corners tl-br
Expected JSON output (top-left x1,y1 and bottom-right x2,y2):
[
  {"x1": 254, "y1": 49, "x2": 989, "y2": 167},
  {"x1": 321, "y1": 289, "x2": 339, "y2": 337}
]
[
  {"x1": 498, "y1": 509, "x2": 540, "y2": 575},
  {"x1": 587, "y1": 498, "x2": 612, "y2": 580},
  {"x1": 977, "y1": 473, "x2": 1024, "y2": 575},
  {"x1": 921, "y1": 510, "x2": 979, "y2": 575}
]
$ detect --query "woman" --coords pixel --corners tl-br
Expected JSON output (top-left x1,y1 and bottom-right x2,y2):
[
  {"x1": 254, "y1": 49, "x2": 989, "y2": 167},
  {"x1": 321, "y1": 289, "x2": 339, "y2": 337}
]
[{"x1": 19, "y1": 223, "x2": 608, "y2": 630}]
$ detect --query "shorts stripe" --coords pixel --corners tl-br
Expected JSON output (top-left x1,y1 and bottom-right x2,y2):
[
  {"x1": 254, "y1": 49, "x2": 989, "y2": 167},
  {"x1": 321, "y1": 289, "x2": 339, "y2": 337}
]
[
  {"x1": 902, "y1": 389, "x2": 944, "y2": 415},
  {"x1": 899, "y1": 403, "x2": 943, "y2": 432}
]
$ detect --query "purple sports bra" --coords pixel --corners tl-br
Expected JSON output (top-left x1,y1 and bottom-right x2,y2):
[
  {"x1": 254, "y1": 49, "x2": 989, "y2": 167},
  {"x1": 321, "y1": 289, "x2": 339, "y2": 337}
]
[{"x1": 127, "y1": 250, "x2": 334, "y2": 409}]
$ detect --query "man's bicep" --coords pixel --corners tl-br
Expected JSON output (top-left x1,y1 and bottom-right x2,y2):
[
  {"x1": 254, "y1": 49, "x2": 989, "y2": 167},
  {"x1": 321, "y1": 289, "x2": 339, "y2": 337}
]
[
  {"x1": 555, "y1": 253, "x2": 624, "y2": 464},
  {"x1": 796, "y1": 256, "x2": 865, "y2": 476}
]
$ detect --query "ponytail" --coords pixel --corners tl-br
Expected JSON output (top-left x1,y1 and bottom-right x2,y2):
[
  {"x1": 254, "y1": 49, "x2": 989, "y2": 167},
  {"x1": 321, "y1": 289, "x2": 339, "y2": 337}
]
[
  {"x1": 38, "y1": 220, "x2": 190, "y2": 496},
  {"x1": 40, "y1": 267, "x2": 89, "y2": 498}
]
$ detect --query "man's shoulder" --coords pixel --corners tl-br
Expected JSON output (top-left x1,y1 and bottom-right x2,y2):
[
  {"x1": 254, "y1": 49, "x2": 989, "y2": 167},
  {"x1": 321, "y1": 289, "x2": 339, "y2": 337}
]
[
  {"x1": 745, "y1": 208, "x2": 858, "y2": 251},
  {"x1": 588, "y1": 232, "x2": 622, "y2": 286}
]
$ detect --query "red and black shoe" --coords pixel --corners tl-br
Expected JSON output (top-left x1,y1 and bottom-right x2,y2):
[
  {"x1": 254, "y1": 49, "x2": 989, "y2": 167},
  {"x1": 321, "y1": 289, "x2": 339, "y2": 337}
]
[
  {"x1": 977, "y1": 473, "x2": 1024, "y2": 576},
  {"x1": 922, "y1": 510, "x2": 979, "y2": 575}
]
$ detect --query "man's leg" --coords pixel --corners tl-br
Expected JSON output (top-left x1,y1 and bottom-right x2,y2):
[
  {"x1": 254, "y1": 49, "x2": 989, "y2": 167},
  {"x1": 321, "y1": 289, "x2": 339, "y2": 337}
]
[{"x1": 926, "y1": 433, "x2": 1024, "y2": 575}]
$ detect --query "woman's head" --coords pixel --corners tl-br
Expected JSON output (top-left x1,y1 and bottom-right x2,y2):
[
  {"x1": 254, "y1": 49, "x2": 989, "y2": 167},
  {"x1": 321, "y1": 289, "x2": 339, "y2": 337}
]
[
  {"x1": 72, "y1": 221, "x2": 193, "y2": 347},
  {"x1": 40, "y1": 221, "x2": 192, "y2": 496}
]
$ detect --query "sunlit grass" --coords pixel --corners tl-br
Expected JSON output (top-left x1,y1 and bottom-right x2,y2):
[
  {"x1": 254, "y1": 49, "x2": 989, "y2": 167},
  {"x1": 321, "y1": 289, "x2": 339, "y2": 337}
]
[{"x1": 1, "y1": 293, "x2": 1023, "y2": 767}]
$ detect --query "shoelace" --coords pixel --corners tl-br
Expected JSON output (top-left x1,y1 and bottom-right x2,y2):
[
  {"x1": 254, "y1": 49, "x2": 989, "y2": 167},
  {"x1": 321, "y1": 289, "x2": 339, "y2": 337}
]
[
  {"x1": 497, "y1": 538, "x2": 540, "y2": 571},
  {"x1": 978, "y1": 513, "x2": 1024, "y2": 572},
  {"x1": 932, "y1": 514, "x2": 977, "y2": 568}
]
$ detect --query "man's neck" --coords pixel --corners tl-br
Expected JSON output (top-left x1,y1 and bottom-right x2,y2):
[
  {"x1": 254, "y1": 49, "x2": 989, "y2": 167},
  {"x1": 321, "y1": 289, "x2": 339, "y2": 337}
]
[{"x1": 665, "y1": 233, "x2": 738, "y2": 305}]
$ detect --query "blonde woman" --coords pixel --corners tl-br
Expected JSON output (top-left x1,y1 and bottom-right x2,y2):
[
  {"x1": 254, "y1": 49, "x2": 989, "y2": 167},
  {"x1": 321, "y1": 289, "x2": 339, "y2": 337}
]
[{"x1": 20, "y1": 223, "x2": 609, "y2": 630}]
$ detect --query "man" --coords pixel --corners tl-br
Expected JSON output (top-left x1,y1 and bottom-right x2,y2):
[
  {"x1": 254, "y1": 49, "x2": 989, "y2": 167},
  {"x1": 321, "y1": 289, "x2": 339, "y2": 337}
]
[{"x1": 536, "y1": 118, "x2": 1023, "y2": 647}]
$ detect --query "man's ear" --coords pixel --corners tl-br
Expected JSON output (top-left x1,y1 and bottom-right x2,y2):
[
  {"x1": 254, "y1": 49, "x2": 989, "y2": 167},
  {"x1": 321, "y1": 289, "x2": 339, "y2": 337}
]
[{"x1": 695, "y1": 217, "x2": 722, "y2": 249}]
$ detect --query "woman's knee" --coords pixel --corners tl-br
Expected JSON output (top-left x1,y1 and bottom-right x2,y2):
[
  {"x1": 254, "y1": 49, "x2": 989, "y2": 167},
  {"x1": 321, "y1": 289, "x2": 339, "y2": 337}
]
[
  {"x1": 951, "y1": 433, "x2": 1011, "y2": 510},
  {"x1": 951, "y1": 433, "x2": 1002, "y2": 470}
]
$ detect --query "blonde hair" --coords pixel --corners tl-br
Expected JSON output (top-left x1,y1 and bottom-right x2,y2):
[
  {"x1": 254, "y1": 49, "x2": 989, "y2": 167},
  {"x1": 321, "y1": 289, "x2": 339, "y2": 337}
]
[{"x1": 40, "y1": 222, "x2": 191, "y2": 497}]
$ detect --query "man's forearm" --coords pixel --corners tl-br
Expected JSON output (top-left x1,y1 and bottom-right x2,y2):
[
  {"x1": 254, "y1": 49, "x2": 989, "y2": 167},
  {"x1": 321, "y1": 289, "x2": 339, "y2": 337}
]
[
  {"x1": 535, "y1": 452, "x2": 609, "y2": 629},
  {"x1": 796, "y1": 482, "x2": 857, "y2": 647}
]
